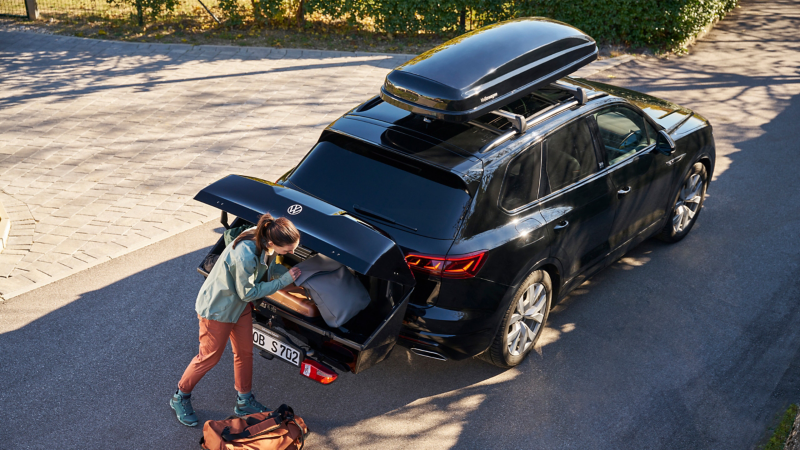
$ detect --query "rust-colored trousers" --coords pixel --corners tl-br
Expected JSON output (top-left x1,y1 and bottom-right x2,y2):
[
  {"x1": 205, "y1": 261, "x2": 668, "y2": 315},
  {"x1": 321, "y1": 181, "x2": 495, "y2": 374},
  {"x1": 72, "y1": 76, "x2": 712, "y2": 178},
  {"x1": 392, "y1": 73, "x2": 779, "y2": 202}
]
[{"x1": 178, "y1": 304, "x2": 253, "y2": 394}]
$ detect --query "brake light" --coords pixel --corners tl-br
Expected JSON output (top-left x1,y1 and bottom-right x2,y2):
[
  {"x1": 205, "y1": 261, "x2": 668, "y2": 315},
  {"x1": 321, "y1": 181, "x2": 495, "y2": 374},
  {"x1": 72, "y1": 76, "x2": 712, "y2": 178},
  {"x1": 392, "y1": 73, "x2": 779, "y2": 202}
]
[
  {"x1": 405, "y1": 251, "x2": 486, "y2": 279},
  {"x1": 300, "y1": 359, "x2": 338, "y2": 384}
]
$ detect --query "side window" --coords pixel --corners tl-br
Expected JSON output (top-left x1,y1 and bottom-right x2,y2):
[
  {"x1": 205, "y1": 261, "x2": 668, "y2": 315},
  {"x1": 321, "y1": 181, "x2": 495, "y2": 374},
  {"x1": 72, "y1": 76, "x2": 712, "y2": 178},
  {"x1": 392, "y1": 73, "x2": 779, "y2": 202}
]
[
  {"x1": 544, "y1": 119, "x2": 598, "y2": 193},
  {"x1": 500, "y1": 142, "x2": 541, "y2": 211},
  {"x1": 594, "y1": 105, "x2": 652, "y2": 165}
]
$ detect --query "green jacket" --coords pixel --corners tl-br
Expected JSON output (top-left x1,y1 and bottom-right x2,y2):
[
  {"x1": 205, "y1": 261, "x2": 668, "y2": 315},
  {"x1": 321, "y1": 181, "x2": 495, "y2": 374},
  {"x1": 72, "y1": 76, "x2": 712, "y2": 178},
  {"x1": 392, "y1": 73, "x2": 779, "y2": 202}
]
[{"x1": 195, "y1": 237, "x2": 294, "y2": 323}]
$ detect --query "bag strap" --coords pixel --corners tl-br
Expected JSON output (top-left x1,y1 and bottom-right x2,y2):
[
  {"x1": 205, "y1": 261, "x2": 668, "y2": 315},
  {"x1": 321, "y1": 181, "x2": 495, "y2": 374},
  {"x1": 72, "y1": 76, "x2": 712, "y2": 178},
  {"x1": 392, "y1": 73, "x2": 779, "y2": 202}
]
[
  {"x1": 221, "y1": 405, "x2": 295, "y2": 442},
  {"x1": 288, "y1": 418, "x2": 306, "y2": 450}
]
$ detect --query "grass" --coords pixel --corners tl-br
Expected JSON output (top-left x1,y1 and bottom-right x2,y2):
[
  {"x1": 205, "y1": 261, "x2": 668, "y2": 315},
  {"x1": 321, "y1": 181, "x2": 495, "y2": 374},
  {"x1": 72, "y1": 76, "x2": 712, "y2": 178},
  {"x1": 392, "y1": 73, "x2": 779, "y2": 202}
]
[{"x1": 762, "y1": 404, "x2": 799, "y2": 450}]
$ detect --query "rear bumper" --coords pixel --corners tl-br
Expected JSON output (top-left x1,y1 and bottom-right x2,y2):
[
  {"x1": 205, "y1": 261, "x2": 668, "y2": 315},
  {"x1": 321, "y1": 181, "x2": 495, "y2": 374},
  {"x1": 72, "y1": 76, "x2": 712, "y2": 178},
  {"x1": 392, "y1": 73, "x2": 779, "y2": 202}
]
[
  {"x1": 397, "y1": 327, "x2": 494, "y2": 361},
  {"x1": 399, "y1": 275, "x2": 510, "y2": 360},
  {"x1": 400, "y1": 304, "x2": 499, "y2": 361}
]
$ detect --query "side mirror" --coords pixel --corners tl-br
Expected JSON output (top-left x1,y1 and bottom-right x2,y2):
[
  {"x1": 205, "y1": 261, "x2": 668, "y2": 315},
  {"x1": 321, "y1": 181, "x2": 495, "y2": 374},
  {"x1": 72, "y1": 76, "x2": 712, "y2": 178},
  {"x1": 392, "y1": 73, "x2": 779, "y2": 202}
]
[{"x1": 655, "y1": 129, "x2": 676, "y2": 155}]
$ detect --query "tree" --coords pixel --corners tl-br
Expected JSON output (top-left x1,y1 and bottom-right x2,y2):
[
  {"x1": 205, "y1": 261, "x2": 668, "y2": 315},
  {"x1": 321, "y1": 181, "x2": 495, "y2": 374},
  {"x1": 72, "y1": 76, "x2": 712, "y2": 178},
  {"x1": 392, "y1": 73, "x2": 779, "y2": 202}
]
[{"x1": 107, "y1": 0, "x2": 178, "y2": 26}]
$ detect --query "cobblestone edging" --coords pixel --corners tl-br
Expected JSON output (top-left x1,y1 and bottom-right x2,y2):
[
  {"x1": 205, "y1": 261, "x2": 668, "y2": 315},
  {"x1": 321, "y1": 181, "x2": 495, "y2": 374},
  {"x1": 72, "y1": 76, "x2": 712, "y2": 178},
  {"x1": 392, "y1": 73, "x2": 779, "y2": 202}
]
[{"x1": 0, "y1": 30, "x2": 633, "y2": 301}]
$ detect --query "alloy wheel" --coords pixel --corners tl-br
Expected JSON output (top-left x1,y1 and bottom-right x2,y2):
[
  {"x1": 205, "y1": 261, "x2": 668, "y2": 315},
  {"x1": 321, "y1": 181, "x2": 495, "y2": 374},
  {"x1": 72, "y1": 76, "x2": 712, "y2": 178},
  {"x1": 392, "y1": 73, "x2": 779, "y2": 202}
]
[
  {"x1": 672, "y1": 173, "x2": 704, "y2": 234},
  {"x1": 506, "y1": 282, "x2": 547, "y2": 357}
]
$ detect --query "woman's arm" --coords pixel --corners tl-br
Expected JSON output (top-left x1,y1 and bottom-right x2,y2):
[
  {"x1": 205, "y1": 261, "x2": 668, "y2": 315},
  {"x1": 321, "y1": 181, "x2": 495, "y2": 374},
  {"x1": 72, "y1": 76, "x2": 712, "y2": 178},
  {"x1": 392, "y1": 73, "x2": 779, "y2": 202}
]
[{"x1": 231, "y1": 257, "x2": 296, "y2": 302}]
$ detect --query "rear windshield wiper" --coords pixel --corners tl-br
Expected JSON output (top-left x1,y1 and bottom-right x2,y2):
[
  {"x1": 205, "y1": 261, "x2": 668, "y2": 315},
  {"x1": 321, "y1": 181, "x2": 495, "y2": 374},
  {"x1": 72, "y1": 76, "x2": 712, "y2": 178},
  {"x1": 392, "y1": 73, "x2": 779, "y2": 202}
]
[{"x1": 353, "y1": 205, "x2": 417, "y2": 232}]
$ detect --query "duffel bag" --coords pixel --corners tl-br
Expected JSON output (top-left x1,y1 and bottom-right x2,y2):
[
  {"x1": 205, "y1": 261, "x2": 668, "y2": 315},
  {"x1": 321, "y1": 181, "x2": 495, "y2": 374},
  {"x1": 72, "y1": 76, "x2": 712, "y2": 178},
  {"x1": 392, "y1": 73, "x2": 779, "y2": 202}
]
[{"x1": 200, "y1": 404, "x2": 308, "y2": 450}]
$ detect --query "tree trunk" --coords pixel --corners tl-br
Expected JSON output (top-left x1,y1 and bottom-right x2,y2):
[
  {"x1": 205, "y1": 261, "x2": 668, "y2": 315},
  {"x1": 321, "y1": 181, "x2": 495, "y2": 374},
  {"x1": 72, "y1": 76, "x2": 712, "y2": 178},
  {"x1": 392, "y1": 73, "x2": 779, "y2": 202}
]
[
  {"x1": 251, "y1": 0, "x2": 262, "y2": 24},
  {"x1": 295, "y1": 0, "x2": 305, "y2": 26},
  {"x1": 135, "y1": 0, "x2": 144, "y2": 26},
  {"x1": 459, "y1": 7, "x2": 466, "y2": 33}
]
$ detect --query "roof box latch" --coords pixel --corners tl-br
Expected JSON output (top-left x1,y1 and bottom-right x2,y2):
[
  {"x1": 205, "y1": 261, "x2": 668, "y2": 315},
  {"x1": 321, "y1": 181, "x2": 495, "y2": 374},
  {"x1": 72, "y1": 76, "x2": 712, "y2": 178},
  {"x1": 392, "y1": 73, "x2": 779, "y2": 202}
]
[{"x1": 490, "y1": 110, "x2": 528, "y2": 135}]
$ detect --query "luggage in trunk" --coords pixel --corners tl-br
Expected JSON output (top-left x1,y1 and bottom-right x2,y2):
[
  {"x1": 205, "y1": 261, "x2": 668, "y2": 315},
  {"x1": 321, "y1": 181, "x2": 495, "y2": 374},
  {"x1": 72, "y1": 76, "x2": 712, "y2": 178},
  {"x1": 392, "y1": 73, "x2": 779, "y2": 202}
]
[
  {"x1": 379, "y1": 17, "x2": 598, "y2": 123},
  {"x1": 195, "y1": 175, "x2": 416, "y2": 375}
]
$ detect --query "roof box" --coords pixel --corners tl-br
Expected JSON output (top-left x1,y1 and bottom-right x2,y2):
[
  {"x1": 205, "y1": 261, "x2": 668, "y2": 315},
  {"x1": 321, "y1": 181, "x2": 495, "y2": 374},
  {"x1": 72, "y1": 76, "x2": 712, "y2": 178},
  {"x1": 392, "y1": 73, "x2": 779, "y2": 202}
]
[{"x1": 379, "y1": 18, "x2": 598, "y2": 123}]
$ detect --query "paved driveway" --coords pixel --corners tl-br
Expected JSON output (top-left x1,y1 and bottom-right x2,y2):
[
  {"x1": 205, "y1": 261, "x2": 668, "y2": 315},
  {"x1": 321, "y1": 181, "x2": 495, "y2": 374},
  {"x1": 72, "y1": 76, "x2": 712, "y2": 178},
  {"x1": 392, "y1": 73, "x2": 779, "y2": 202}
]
[
  {"x1": 0, "y1": 32, "x2": 411, "y2": 298},
  {"x1": 1, "y1": 0, "x2": 799, "y2": 448}
]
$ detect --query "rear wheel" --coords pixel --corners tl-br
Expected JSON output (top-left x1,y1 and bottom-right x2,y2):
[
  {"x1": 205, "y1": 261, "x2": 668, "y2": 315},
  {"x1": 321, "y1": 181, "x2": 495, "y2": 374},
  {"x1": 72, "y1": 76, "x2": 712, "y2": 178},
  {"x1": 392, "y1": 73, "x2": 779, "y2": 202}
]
[
  {"x1": 481, "y1": 270, "x2": 551, "y2": 369},
  {"x1": 658, "y1": 162, "x2": 708, "y2": 243}
]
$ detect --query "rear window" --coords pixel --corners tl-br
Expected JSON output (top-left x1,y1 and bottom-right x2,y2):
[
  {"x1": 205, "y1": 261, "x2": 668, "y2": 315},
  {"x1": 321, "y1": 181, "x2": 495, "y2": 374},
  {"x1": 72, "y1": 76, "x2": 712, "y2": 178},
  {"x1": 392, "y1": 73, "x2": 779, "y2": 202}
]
[{"x1": 287, "y1": 135, "x2": 471, "y2": 239}]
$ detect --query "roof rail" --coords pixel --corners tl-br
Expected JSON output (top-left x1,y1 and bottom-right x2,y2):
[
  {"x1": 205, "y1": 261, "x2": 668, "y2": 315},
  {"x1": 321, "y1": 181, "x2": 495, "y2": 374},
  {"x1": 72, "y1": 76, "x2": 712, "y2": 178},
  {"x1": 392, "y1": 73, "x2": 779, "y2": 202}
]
[
  {"x1": 478, "y1": 88, "x2": 608, "y2": 153},
  {"x1": 479, "y1": 100, "x2": 578, "y2": 153},
  {"x1": 489, "y1": 110, "x2": 528, "y2": 135},
  {"x1": 551, "y1": 81, "x2": 588, "y2": 104}
]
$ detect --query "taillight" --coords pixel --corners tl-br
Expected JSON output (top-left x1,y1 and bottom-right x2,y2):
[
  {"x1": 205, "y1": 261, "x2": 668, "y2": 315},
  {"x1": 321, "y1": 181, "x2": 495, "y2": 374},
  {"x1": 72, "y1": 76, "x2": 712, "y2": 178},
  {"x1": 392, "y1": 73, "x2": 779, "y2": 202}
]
[
  {"x1": 405, "y1": 251, "x2": 486, "y2": 279},
  {"x1": 300, "y1": 359, "x2": 338, "y2": 384}
]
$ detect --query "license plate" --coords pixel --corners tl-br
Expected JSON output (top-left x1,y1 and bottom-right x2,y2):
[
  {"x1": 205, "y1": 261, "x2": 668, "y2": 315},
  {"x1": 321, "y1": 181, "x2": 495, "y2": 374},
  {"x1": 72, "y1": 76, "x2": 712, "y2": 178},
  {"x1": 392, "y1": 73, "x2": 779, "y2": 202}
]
[{"x1": 252, "y1": 324, "x2": 302, "y2": 366}]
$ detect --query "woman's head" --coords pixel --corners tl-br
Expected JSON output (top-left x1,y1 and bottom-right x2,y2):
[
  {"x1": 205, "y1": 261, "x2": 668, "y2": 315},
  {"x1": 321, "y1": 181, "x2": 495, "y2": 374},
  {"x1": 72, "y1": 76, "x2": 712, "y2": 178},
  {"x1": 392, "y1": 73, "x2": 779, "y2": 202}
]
[{"x1": 232, "y1": 213, "x2": 300, "y2": 255}]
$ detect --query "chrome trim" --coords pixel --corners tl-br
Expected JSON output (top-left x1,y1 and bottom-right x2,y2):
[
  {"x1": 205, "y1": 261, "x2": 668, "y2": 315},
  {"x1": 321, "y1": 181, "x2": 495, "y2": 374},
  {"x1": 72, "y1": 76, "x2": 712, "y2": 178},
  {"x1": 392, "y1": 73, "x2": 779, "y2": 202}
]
[{"x1": 410, "y1": 348, "x2": 448, "y2": 361}]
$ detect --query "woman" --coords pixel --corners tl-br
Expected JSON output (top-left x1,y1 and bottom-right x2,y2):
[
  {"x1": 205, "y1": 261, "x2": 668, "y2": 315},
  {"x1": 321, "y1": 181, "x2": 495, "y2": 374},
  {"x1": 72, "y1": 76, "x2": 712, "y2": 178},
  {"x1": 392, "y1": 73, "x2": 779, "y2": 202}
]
[{"x1": 170, "y1": 213, "x2": 301, "y2": 427}]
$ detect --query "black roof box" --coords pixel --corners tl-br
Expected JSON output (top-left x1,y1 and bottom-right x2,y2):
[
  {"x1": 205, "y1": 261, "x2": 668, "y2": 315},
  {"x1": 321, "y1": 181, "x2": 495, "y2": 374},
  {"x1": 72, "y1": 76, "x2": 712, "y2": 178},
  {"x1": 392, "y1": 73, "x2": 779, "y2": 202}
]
[{"x1": 379, "y1": 18, "x2": 598, "y2": 123}]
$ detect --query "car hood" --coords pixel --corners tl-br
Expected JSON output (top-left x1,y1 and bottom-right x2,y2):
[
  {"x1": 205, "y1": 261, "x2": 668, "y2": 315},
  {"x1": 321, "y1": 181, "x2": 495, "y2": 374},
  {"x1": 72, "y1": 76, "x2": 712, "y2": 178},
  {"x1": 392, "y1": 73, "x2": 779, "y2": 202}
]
[{"x1": 572, "y1": 79, "x2": 709, "y2": 133}]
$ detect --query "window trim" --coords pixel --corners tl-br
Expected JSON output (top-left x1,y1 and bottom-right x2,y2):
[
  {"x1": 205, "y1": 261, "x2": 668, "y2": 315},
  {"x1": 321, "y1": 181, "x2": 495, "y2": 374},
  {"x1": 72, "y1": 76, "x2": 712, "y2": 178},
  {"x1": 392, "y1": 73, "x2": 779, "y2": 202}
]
[
  {"x1": 496, "y1": 98, "x2": 662, "y2": 216},
  {"x1": 497, "y1": 141, "x2": 542, "y2": 214},
  {"x1": 541, "y1": 116, "x2": 602, "y2": 196},
  {"x1": 589, "y1": 103, "x2": 655, "y2": 169}
]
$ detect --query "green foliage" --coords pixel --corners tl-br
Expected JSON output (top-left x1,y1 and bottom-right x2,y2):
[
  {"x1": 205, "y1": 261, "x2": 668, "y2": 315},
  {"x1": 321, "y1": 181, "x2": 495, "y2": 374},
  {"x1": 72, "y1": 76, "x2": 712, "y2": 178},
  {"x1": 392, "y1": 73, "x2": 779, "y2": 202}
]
[
  {"x1": 516, "y1": 0, "x2": 738, "y2": 49},
  {"x1": 252, "y1": 0, "x2": 285, "y2": 24},
  {"x1": 299, "y1": 0, "x2": 738, "y2": 51},
  {"x1": 107, "y1": 0, "x2": 178, "y2": 26},
  {"x1": 218, "y1": 0, "x2": 246, "y2": 26},
  {"x1": 762, "y1": 404, "x2": 798, "y2": 450}
]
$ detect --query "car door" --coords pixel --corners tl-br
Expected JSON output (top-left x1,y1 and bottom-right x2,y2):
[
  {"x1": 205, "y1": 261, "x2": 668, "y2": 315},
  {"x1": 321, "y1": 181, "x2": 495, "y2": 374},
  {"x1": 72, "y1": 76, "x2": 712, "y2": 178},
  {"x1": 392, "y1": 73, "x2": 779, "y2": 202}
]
[
  {"x1": 590, "y1": 104, "x2": 674, "y2": 250},
  {"x1": 538, "y1": 117, "x2": 616, "y2": 283}
]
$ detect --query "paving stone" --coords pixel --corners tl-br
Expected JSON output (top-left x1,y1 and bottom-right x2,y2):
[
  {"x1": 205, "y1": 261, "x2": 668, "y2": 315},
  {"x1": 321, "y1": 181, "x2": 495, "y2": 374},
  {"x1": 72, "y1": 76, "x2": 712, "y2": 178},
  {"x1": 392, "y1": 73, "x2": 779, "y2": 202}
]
[
  {"x1": 32, "y1": 233, "x2": 68, "y2": 246},
  {"x1": 16, "y1": 267, "x2": 52, "y2": 284}
]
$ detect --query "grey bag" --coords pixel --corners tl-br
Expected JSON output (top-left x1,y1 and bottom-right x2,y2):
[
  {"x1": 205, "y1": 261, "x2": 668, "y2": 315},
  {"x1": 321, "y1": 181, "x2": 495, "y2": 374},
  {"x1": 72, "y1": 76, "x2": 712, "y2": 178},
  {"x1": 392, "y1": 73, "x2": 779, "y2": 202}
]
[{"x1": 294, "y1": 254, "x2": 371, "y2": 328}]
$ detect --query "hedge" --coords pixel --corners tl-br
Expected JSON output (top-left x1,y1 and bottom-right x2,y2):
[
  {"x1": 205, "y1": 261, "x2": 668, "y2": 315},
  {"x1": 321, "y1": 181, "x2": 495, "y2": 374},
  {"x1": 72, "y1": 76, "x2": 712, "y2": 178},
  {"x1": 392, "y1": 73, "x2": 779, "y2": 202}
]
[{"x1": 301, "y1": 0, "x2": 738, "y2": 50}]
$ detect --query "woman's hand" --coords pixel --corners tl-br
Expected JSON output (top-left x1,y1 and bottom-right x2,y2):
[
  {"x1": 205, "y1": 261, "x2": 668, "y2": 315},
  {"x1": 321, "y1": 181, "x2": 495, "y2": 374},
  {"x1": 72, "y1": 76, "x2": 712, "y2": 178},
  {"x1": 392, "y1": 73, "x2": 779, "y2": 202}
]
[{"x1": 289, "y1": 266, "x2": 301, "y2": 281}]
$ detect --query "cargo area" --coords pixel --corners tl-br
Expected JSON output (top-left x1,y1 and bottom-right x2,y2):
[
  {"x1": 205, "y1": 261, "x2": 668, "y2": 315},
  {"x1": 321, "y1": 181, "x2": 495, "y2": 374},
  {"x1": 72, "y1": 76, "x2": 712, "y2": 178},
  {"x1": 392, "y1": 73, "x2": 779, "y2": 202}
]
[{"x1": 198, "y1": 215, "x2": 413, "y2": 374}]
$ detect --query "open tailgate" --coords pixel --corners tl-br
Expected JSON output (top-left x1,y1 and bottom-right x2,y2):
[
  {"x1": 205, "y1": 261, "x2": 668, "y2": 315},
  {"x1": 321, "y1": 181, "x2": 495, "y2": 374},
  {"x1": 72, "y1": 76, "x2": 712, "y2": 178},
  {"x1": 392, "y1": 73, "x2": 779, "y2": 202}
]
[{"x1": 194, "y1": 174, "x2": 415, "y2": 286}]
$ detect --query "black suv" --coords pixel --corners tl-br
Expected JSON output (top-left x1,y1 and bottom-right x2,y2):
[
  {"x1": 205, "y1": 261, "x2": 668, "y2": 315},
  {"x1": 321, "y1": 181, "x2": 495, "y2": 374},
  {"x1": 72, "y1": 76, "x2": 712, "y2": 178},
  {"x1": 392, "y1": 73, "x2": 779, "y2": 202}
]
[{"x1": 196, "y1": 18, "x2": 715, "y2": 379}]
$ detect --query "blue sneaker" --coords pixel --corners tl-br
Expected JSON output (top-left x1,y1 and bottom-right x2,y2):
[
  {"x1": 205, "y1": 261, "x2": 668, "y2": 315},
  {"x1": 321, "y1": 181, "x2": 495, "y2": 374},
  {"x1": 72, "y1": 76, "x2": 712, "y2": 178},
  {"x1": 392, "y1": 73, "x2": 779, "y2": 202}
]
[
  {"x1": 170, "y1": 391, "x2": 198, "y2": 427},
  {"x1": 234, "y1": 393, "x2": 269, "y2": 417}
]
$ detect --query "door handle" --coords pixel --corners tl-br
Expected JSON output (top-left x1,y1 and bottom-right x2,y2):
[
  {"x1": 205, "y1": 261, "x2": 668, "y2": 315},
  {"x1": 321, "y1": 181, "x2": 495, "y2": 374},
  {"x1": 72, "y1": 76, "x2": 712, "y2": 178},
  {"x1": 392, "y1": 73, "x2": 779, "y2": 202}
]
[
  {"x1": 617, "y1": 186, "x2": 632, "y2": 196},
  {"x1": 554, "y1": 220, "x2": 569, "y2": 231}
]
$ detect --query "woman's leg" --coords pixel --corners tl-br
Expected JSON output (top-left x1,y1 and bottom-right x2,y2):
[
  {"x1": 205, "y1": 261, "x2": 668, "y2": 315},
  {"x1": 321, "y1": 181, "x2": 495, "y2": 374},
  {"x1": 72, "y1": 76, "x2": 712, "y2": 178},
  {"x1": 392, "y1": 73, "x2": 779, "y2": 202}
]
[
  {"x1": 229, "y1": 304, "x2": 254, "y2": 394},
  {"x1": 178, "y1": 315, "x2": 235, "y2": 393}
]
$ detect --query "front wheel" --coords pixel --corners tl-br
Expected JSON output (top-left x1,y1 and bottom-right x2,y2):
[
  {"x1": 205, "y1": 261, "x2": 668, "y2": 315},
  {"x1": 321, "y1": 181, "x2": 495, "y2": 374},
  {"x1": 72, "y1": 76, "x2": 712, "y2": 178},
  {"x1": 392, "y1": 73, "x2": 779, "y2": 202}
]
[
  {"x1": 481, "y1": 270, "x2": 552, "y2": 369},
  {"x1": 658, "y1": 162, "x2": 708, "y2": 243}
]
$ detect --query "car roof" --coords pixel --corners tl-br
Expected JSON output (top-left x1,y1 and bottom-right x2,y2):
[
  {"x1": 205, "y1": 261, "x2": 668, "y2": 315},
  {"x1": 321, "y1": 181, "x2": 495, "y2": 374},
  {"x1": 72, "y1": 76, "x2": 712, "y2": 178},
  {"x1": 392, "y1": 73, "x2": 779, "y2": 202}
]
[{"x1": 337, "y1": 78, "x2": 609, "y2": 165}]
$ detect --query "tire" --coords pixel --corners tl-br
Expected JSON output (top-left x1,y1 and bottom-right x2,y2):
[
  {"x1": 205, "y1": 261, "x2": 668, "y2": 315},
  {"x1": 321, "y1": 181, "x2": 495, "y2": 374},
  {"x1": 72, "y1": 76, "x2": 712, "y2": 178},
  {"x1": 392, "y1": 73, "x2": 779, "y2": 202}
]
[
  {"x1": 481, "y1": 270, "x2": 552, "y2": 369},
  {"x1": 657, "y1": 162, "x2": 708, "y2": 243}
]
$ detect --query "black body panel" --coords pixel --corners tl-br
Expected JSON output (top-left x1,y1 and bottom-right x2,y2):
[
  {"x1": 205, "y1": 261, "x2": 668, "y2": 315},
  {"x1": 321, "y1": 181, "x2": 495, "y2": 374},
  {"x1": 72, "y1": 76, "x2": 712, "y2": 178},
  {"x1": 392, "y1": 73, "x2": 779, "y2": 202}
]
[
  {"x1": 194, "y1": 174, "x2": 415, "y2": 286},
  {"x1": 380, "y1": 18, "x2": 598, "y2": 123}
]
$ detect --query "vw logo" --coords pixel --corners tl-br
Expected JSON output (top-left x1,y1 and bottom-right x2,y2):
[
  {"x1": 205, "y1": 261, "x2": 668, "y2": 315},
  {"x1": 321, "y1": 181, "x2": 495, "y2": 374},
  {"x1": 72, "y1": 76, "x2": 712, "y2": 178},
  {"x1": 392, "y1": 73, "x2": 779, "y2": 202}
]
[{"x1": 287, "y1": 204, "x2": 303, "y2": 215}]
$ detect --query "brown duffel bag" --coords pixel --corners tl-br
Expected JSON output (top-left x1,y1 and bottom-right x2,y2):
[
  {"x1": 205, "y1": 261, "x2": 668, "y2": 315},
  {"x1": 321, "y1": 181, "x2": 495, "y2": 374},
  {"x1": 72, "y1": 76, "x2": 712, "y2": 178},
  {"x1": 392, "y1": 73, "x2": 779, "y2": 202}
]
[{"x1": 200, "y1": 405, "x2": 308, "y2": 450}]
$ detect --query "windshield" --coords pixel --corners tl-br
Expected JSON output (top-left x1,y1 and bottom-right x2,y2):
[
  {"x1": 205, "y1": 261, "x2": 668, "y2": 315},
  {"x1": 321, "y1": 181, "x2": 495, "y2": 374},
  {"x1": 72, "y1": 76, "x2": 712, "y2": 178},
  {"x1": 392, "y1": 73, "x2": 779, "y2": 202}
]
[{"x1": 287, "y1": 134, "x2": 471, "y2": 239}]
